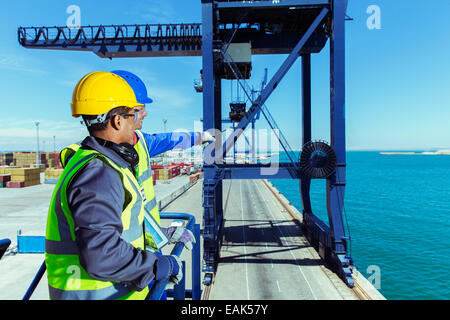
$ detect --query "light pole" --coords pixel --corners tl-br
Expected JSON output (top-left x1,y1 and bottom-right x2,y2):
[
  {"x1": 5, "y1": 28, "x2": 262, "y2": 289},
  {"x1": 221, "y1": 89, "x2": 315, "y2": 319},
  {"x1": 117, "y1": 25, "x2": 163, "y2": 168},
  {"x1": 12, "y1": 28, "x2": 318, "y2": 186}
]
[
  {"x1": 35, "y1": 122, "x2": 40, "y2": 167},
  {"x1": 162, "y1": 119, "x2": 168, "y2": 165},
  {"x1": 53, "y1": 135, "x2": 56, "y2": 153}
]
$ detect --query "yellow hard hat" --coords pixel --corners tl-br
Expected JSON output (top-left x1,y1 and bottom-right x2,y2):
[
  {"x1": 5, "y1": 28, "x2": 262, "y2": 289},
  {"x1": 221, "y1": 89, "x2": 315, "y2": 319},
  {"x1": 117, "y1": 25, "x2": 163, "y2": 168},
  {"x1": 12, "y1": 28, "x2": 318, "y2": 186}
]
[{"x1": 71, "y1": 71, "x2": 144, "y2": 118}]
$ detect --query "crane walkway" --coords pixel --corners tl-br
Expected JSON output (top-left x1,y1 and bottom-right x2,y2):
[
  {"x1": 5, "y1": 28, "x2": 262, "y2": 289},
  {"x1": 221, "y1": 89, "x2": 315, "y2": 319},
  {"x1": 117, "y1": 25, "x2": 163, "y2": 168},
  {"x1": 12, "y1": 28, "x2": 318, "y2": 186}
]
[{"x1": 162, "y1": 179, "x2": 382, "y2": 300}]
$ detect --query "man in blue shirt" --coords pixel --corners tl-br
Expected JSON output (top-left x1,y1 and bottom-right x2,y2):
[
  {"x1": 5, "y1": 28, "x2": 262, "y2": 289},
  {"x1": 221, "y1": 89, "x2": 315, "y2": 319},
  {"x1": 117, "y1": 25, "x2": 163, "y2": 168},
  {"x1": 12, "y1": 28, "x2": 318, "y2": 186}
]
[
  {"x1": 110, "y1": 70, "x2": 213, "y2": 300},
  {"x1": 111, "y1": 70, "x2": 214, "y2": 155}
]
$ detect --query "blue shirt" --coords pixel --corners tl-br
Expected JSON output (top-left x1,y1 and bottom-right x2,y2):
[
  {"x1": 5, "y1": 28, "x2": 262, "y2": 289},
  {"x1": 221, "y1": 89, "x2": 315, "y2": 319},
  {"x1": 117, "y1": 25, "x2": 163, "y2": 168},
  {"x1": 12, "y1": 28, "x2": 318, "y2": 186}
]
[{"x1": 138, "y1": 131, "x2": 200, "y2": 157}]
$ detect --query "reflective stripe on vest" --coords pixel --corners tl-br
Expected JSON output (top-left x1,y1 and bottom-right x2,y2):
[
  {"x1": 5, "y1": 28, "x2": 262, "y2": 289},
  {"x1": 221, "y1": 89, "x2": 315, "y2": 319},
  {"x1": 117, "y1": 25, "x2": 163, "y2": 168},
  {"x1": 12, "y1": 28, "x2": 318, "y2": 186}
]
[
  {"x1": 45, "y1": 147, "x2": 148, "y2": 300},
  {"x1": 49, "y1": 283, "x2": 132, "y2": 300},
  {"x1": 144, "y1": 197, "x2": 158, "y2": 214},
  {"x1": 134, "y1": 130, "x2": 160, "y2": 225}
]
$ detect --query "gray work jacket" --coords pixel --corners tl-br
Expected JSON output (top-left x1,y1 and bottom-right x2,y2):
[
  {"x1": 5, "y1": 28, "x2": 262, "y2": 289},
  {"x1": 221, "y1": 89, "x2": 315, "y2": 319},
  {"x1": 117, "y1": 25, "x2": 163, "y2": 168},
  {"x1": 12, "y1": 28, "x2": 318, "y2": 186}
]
[{"x1": 66, "y1": 136, "x2": 170, "y2": 291}]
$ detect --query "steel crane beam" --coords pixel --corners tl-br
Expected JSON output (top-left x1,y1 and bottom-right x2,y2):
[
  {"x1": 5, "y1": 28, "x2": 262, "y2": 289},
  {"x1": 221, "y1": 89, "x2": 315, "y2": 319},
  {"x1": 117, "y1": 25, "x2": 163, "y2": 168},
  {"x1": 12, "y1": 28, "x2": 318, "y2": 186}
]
[{"x1": 17, "y1": 0, "x2": 355, "y2": 289}]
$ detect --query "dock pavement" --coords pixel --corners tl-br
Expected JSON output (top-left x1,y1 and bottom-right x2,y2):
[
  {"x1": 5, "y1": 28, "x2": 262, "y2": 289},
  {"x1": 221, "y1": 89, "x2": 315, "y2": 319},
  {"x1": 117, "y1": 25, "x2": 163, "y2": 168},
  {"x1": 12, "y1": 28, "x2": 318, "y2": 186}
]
[{"x1": 0, "y1": 174, "x2": 383, "y2": 300}]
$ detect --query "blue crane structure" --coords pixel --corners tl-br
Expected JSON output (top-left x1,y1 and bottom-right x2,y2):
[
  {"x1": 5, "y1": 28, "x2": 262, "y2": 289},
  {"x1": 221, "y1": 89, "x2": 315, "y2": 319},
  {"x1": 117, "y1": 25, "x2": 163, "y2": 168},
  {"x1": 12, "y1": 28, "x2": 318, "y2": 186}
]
[{"x1": 18, "y1": 0, "x2": 354, "y2": 288}]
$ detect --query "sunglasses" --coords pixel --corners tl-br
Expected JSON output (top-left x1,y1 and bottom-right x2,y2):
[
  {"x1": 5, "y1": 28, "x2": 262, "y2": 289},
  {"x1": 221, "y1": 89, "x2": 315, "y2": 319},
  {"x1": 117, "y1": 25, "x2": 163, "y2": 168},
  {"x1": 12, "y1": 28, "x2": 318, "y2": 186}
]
[
  {"x1": 133, "y1": 106, "x2": 146, "y2": 114},
  {"x1": 118, "y1": 112, "x2": 138, "y2": 123}
]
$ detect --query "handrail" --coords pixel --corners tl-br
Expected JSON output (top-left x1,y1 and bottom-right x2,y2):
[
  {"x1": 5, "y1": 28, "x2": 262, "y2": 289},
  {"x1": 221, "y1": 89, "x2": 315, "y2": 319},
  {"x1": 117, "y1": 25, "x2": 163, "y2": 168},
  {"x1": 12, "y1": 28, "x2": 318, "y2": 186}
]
[
  {"x1": 18, "y1": 23, "x2": 202, "y2": 46},
  {"x1": 146, "y1": 212, "x2": 196, "y2": 300},
  {"x1": 22, "y1": 261, "x2": 46, "y2": 300},
  {"x1": 0, "y1": 238, "x2": 11, "y2": 260}
]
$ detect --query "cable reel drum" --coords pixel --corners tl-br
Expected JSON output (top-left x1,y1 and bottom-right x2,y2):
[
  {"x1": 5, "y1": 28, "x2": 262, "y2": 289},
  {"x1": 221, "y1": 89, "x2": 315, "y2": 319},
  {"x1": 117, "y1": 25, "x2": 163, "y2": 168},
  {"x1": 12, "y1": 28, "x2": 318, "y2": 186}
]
[{"x1": 299, "y1": 141, "x2": 337, "y2": 179}]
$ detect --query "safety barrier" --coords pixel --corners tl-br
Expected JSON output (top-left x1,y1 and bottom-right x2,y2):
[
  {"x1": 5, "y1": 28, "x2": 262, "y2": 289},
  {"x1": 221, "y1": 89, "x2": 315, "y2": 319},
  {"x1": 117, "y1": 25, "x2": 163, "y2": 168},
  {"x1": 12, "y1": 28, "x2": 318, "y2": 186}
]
[
  {"x1": 17, "y1": 230, "x2": 45, "y2": 253},
  {"x1": 22, "y1": 213, "x2": 201, "y2": 300}
]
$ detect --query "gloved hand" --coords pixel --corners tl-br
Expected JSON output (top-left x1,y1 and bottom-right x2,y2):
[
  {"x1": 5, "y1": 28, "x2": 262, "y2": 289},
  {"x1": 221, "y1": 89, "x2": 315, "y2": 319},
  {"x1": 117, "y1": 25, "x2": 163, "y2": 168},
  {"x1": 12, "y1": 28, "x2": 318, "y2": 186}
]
[
  {"x1": 199, "y1": 131, "x2": 216, "y2": 145},
  {"x1": 156, "y1": 255, "x2": 183, "y2": 285},
  {"x1": 167, "y1": 255, "x2": 183, "y2": 285},
  {"x1": 163, "y1": 226, "x2": 196, "y2": 250}
]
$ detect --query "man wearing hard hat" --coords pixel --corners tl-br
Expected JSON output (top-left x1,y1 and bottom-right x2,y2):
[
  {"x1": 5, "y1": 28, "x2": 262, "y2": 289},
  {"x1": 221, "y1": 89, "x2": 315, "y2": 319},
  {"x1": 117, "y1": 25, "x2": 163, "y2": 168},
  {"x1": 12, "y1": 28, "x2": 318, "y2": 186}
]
[
  {"x1": 60, "y1": 71, "x2": 212, "y2": 253},
  {"x1": 45, "y1": 71, "x2": 184, "y2": 300}
]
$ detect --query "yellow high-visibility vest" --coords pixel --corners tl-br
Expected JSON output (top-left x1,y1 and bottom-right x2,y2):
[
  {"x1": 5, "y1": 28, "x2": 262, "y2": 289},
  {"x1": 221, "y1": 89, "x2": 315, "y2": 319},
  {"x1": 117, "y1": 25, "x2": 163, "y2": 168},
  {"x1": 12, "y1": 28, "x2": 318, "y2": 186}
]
[
  {"x1": 45, "y1": 147, "x2": 148, "y2": 300},
  {"x1": 60, "y1": 131, "x2": 161, "y2": 250}
]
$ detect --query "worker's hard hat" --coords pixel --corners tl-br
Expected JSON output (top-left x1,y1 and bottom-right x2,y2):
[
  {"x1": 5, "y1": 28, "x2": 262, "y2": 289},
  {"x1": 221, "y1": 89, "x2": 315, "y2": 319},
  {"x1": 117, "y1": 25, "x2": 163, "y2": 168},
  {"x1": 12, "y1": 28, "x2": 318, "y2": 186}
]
[
  {"x1": 71, "y1": 71, "x2": 144, "y2": 118},
  {"x1": 111, "y1": 70, "x2": 153, "y2": 104}
]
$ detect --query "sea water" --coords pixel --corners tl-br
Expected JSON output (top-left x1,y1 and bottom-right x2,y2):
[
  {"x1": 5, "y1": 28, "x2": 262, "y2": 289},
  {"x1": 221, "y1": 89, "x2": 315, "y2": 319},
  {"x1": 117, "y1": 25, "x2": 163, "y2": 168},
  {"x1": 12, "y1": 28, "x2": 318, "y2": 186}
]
[{"x1": 269, "y1": 151, "x2": 450, "y2": 300}]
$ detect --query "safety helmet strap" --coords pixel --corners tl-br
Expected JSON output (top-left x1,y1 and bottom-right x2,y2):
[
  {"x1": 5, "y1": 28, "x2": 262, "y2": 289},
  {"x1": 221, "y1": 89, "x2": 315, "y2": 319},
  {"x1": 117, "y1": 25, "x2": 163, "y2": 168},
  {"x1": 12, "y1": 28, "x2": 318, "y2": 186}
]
[{"x1": 82, "y1": 112, "x2": 108, "y2": 127}]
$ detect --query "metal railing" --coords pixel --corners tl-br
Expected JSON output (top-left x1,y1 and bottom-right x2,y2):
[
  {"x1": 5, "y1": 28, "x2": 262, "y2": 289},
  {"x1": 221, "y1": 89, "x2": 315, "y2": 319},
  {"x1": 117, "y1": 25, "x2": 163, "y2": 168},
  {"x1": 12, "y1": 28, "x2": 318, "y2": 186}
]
[
  {"x1": 18, "y1": 23, "x2": 202, "y2": 48},
  {"x1": 146, "y1": 212, "x2": 201, "y2": 300},
  {"x1": 22, "y1": 261, "x2": 46, "y2": 300},
  {"x1": 22, "y1": 213, "x2": 201, "y2": 300},
  {"x1": 0, "y1": 238, "x2": 11, "y2": 261}
]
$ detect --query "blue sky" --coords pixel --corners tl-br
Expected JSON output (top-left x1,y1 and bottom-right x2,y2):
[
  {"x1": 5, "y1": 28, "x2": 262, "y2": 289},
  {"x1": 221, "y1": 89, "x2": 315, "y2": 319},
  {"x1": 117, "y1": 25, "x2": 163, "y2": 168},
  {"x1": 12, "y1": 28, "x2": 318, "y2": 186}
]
[{"x1": 0, "y1": 0, "x2": 449, "y2": 152}]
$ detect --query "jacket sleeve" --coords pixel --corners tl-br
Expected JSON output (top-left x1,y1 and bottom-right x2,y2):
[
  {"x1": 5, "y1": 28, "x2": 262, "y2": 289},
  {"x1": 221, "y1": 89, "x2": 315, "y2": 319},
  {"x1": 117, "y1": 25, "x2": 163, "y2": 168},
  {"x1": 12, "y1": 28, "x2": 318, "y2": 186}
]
[
  {"x1": 67, "y1": 158, "x2": 162, "y2": 291},
  {"x1": 141, "y1": 131, "x2": 201, "y2": 157}
]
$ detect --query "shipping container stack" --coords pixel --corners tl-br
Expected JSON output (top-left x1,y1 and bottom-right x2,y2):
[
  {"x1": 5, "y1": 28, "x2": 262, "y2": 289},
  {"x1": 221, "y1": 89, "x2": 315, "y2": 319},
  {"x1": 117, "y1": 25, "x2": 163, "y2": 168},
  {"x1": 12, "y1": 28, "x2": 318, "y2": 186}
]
[
  {"x1": 151, "y1": 165, "x2": 164, "y2": 181},
  {"x1": 40, "y1": 153, "x2": 47, "y2": 169},
  {"x1": 0, "y1": 150, "x2": 65, "y2": 187},
  {"x1": 158, "y1": 168, "x2": 170, "y2": 180},
  {"x1": 45, "y1": 168, "x2": 64, "y2": 184},
  {"x1": 0, "y1": 167, "x2": 41, "y2": 188},
  {"x1": 0, "y1": 174, "x2": 11, "y2": 188},
  {"x1": 1, "y1": 152, "x2": 14, "y2": 166},
  {"x1": 189, "y1": 172, "x2": 203, "y2": 183},
  {"x1": 40, "y1": 152, "x2": 63, "y2": 169},
  {"x1": 150, "y1": 163, "x2": 183, "y2": 182},
  {"x1": 13, "y1": 152, "x2": 36, "y2": 168},
  {"x1": 166, "y1": 164, "x2": 181, "y2": 178},
  {"x1": 176, "y1": 162, "x2": 194, "y2": 175}
]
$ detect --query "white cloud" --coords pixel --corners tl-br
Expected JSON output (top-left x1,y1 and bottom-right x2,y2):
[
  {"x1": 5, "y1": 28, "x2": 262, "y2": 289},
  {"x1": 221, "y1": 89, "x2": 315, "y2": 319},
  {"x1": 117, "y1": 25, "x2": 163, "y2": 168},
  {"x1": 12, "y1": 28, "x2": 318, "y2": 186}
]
[
  {"x1": 0, "y1": 54, "x2": 48, "y2": 74},
  {"x1": 0, "y1": 118, "x2": 86, "y2": 152},
  {"x1": 125, "y1": 0, "x2": 178, "y2": 24}
]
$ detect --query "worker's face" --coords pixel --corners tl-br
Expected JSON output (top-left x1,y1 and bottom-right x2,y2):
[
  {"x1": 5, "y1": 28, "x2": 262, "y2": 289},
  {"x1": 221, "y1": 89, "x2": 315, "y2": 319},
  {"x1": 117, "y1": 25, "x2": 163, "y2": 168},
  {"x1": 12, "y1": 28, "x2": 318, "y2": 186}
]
[
  {"x1": 113, "y1": 109, "x2": 138, "y2": 145},
  {"x1": 133, "y1": 105, "x2": 147, "y2": 130}
]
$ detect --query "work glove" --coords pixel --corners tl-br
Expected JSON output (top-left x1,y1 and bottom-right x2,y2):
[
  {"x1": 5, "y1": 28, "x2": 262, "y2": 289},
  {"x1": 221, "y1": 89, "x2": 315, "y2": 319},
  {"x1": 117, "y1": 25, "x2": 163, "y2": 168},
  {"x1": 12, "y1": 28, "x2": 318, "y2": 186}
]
[
  {"x1": 163, "y1": 226, "x2": 196, "y2": 251},
  {"x1": 199, "y1": 131, "x2": 216, "y2": 145},
  {"x1": 158, "y1": 255, "x2": 183, "y2": 285}
]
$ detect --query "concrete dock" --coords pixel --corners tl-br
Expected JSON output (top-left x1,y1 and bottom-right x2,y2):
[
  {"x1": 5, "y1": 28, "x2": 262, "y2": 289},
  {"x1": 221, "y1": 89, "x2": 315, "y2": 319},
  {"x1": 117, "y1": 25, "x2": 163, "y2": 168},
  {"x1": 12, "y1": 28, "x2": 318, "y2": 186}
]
[
  {"x1": 0, "y1": 175, "x2": 383, "y2": 300},
  {"x1": 162, "y1": 179, "x2": 383, "y2": 300},
  {"x1": 0, "y1": 174, "x2": 197, "y2": 300}
]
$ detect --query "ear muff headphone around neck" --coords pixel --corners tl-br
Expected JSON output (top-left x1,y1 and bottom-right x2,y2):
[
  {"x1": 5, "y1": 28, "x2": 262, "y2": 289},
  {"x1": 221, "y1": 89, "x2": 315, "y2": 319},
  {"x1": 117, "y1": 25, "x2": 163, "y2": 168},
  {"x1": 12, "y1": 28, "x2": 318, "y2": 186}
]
[{"x1": 94, "y1": 137, "x2": 139, "y2": 170}]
